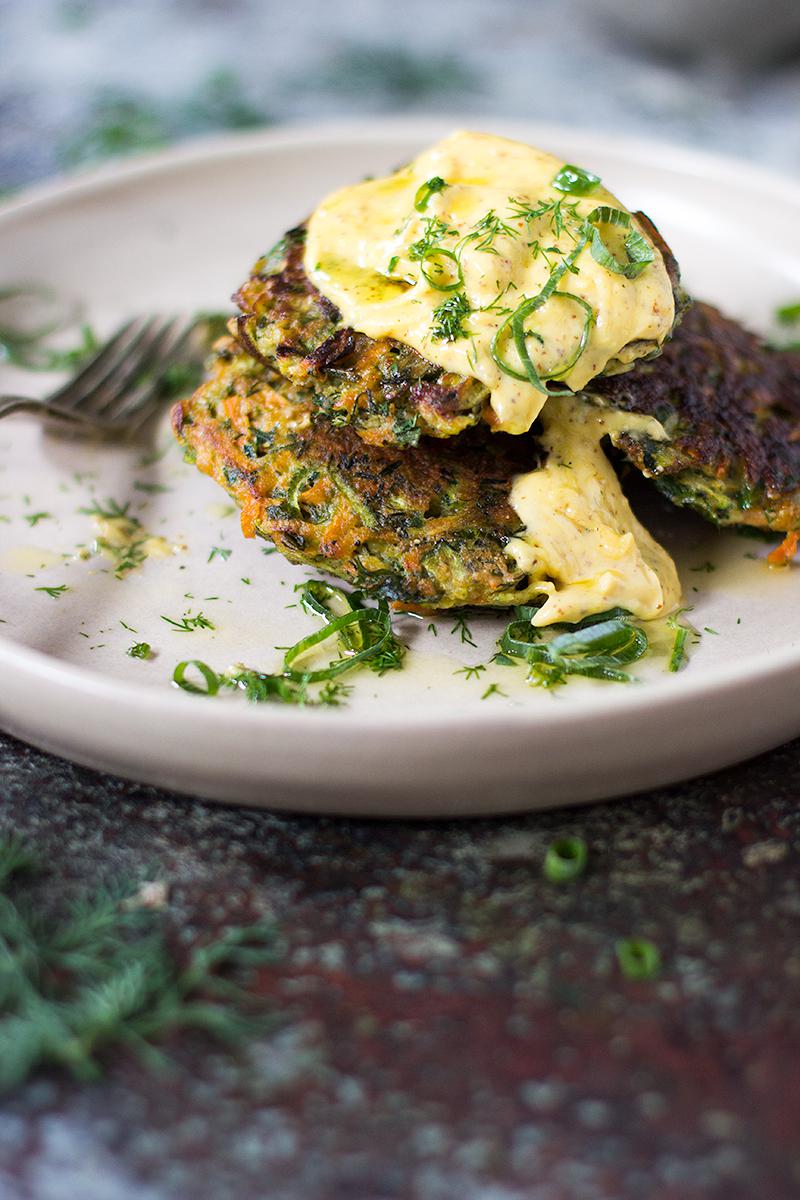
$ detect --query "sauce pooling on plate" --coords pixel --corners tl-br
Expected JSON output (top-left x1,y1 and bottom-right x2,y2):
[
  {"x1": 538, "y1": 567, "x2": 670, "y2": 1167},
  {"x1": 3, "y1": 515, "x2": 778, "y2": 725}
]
[
  {"x1": 305, "y1": 130, "x2": 675, "y2": 435},
  {"x1": 507, "y1": 397, "x2": 681, "y2": 625}
]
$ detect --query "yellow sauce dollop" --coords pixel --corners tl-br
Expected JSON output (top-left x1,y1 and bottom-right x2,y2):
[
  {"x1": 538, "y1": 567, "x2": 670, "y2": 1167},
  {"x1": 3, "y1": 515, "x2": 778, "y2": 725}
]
[
  {"x1": 305, "y1": 130, "x2": 675, "y2": 435},
  {"x1": 507, "y1": 397, "x2": 681, "y2": 626}
]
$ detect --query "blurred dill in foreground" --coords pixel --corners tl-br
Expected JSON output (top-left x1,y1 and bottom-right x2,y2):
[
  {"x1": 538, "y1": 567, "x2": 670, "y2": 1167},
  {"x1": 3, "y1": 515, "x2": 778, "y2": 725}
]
[{"x1": 0, "y1": 833, "x2": 283, "y2": 1093}]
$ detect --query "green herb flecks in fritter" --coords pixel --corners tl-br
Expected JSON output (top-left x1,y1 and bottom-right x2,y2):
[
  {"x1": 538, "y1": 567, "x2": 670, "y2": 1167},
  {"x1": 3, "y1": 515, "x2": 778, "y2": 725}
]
[
  {"x1": 172, "y1": 339, "x2": 546, "y2": 609},
  {"x1": 231, "y1": 224, "x2": 492, "y2": 447}
]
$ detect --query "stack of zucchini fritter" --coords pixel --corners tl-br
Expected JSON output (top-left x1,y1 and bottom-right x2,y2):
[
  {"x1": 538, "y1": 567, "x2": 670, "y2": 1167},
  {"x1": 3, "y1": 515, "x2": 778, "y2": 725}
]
[{"x1": 172, "y1": 226, "x2": 800, "y2": 608}]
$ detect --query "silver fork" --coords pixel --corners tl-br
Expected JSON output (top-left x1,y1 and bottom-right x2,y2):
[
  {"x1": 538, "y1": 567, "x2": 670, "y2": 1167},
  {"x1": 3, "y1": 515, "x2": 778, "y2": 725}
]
[{"x1": 0, "y1": 315, "x2": 200, "y2": 436}]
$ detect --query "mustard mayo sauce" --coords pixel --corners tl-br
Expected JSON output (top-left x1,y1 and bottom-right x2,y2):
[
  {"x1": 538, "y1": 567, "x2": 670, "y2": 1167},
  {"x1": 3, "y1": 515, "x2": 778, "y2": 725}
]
[
  {"x1": 91, "y1": 515, "x2": 183, "y2": 568},
  {"x1": 305, "y1": 131, "x2": 675, "y2": 435},
  {"x1": 507, "y1": 397, "x2": 681, "y2": 626}
]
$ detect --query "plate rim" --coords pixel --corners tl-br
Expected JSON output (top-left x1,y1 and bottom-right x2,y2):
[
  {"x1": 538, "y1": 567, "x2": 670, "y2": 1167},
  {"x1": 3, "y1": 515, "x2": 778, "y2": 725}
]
[
  {"x1": 1, "y1": 117, "x2": 799, "y2": 741},
  {"x1": 3, "y1": 115, "x2": 799, "y2": 226}
]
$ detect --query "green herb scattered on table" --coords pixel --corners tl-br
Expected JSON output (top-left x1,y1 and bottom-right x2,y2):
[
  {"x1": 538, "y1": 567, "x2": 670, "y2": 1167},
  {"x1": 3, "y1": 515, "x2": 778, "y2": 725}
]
[
  {"x1": 543, "y1": 836, "x2": 588, "y2": 883},
  {"x1": 616, "y1": 936, "x2": 661, "y2": 980},
  {"x1": 0, "y1": 833, "x2": 283, "y2": 1094}
]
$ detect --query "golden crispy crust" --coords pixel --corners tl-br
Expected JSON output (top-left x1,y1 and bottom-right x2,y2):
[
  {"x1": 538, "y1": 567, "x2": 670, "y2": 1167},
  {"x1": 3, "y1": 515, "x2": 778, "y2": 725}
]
[
  {"x1": 232, "y1": 226, "x2": 489, "y2": 448},
  {"x1": 172, "y1": 339, "x2": 546, "y2": 608},
  {"x1": 591, "y1": 302, "x2": 800, "y2": 531}
]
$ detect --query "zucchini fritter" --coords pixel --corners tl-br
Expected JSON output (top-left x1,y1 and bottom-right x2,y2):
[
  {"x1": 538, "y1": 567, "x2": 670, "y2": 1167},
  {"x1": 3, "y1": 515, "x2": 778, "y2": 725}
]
[
  {"x1": 172, "y1": 339, "x2": 546, "y2": 608},
  {"x1": 233, "y1": 220, "x2": 683, "y2": 450},
  {"x1": 591, "y1": 302, "x2": 800, "y2": 532},
  {"x1": 232, "y1": 226, "x2": 489, "y2": 449}
]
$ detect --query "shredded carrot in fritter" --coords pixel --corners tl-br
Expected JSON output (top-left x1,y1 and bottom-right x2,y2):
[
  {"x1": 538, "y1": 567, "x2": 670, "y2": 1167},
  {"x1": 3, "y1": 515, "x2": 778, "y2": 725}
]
[{"x1": 767, "y1": 530, "x2": 799, "y2": 567}]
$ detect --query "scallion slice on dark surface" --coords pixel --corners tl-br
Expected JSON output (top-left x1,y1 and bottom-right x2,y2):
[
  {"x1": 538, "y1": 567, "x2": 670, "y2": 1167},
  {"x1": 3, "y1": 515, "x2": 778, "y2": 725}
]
[
  {"x1": 616, "y1": 937, "x2": 661, "y2": 980},
  {"x1": 543, "y1": 836, "x2": 588, "y2": 883}
]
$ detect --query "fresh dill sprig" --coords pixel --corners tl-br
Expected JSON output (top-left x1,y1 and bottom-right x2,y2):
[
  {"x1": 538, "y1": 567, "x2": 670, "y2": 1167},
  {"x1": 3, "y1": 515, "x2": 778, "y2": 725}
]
[
  {"x1": 450, "y1": 613, "x2": 477, "y2": 648},
  {"x1": 208, "y1": 546, "x2": 232, "y2": 563},
  {"x1": 431, "y1": 291, "x2": 471, "y2": 342},
  {"x1": 458, "y1": 209, "x2": 516, "y2": 254},
  {"x1": 133, "y1": 481, "x2": 171, "y2": 495},
  {"x1": 161, "y1": 611, "x2": 215, "y2": 633},
  {"x1": 454, "y1": 663, "x2": 486, "y2": 682},
  {"x1": 24, "y1": 511, "x2": 51, "y2": 527},
  {"x1": 110, "y1": 538, "x2": 147, "y2": 577},
  {"x1": 34, "y1": 584, "x2": 69, "y2": 599},
  {"x1": 79, "y1": 498, "x2": 131, "y2": 520},
  {"x1": 391, "y1": 413, "x2": 420, "y2": 447},
  {"x1": 0, "y1": 834, "x2": 284, "y2": 1094},
  {"x1": 507, "y1": 195, "x2": 582, "y2": 239},
  {"x1": 408, "y1": 216, "x2": 454, "y2": 262},
  {"x1": 317, "y1": 680, "x2": 353, "y2": 706}
]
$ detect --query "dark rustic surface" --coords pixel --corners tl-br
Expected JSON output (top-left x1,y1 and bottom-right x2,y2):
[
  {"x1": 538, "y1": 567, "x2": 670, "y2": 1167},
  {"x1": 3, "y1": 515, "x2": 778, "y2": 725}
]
[{"x1": 1, "y1": 730, "x2": 799, "y2": 1200}]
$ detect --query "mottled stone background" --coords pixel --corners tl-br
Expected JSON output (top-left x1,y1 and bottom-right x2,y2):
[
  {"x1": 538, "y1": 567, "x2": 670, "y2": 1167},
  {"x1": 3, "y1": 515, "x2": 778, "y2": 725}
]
[
  {"x1": 2, "y1": 0, "x2": 800, "y2": 192},
  {"x1": 2, "y1": 3, "x2": 800, "y2": 1199}
]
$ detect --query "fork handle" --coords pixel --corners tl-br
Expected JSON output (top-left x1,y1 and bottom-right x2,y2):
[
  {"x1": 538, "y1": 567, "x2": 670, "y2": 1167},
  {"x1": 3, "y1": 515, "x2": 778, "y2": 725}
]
[{"x1": 0, "y1": 396, "x2": 95, "y2": 425}]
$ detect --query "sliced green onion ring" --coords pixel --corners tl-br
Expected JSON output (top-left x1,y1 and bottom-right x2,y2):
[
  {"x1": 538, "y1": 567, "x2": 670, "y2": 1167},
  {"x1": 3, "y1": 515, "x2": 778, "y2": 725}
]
[
  {"x1": 297, "y1": 579, "x2": 367, "y2": 653},
  {"x1": 499, "y1": 620, "x2": 548, "y2": 664},
  {"x1": 419, "y1": 248, "x2": 464, "y2": 292},
  {"x1": 283, "y1": 607, "x2": 391, "y2": 682},
  {"x1": 491, "y1": 231, "x2": 590, "y2": 390},
  {"x1": 543, "y1": 836, "x2": 588, "y2": 883},
  {"x1": 499, "y1": 614, "x2": 648, "y2": 688},
  {"x1": 492, "y1": 288, "x2": 595, "y2": 394},
  {"x1": 414, "y1": 176, "x2": 448, "y2": 212},
  {"x1": 285, "y1": 466, "x2": 317, "y2": 517},
  {"x1": 586, "y1": 206, "x2": 654, "y2": 280},
  {"x1": 548, "y1": 618, "x2": 646, "y2": 661},
  {"x1": 616, "y1": 937, "x2": 661, "y2": 980},
  {"x1": 173, "y1": 659, "x2": 220, "y2": 695},
  {"x1": 551, "y1": 164, "x2": 601, "y2": 196}
]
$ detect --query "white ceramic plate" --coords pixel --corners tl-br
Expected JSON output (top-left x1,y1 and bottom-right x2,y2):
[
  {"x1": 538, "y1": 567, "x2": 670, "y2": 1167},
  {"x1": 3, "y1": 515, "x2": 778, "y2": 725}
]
[{"x1": 1, "y1": 120, "x2": 799, "y2": 816}]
